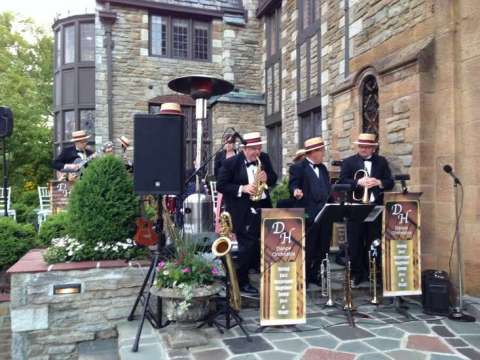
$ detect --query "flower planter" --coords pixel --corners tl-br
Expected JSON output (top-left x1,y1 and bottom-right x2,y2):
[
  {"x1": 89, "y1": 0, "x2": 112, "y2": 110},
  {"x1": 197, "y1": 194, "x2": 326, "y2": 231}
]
[{"x1": 150, "y1": 284, "x2": 221, "y2": 348}]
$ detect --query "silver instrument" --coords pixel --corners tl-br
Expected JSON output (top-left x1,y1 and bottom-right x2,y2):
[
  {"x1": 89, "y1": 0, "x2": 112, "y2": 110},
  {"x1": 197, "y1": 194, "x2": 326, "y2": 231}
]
[{"x1": 320, "y1": 254, "x2": 335, "y2": 307}]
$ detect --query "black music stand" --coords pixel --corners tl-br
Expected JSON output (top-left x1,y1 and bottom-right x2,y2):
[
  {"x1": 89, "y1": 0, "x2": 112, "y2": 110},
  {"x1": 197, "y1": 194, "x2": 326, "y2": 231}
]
[
  {"x1": 197, "y1": 257, "x2": 251, "y2": 341},
  {"x1": 127, "y1": 196, "x2": 171, "y2": 352},
  {"x1": 314, "y1": 202, "x2": 379, "y2": 327}
]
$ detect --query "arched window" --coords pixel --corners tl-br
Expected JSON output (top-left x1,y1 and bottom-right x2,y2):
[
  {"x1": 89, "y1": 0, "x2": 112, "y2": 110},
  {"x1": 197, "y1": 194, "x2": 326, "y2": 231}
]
[{"x1": 361, "y1": 75, "x2": 379, "y2": 136}]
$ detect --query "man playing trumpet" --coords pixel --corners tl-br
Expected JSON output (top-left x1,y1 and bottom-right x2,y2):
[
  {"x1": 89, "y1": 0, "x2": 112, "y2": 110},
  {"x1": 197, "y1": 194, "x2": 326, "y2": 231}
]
[{"x1": 339, "y1": 133, "x2": 394, "y2": 287}]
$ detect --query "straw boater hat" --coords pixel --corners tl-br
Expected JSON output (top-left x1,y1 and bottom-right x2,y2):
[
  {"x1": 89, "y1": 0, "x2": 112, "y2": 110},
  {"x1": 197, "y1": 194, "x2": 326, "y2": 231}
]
[
  {"x1": 242, "y1": 132, "x2": 266, "y2": 147},
  {"x1": 70, "y1": 130, "x2": 90, "y2": 143},
  {"x1": 118, "y1": 136, "x2": 130, "y2": 148},
  {"x1": 159, "y1": 102, "x2": 183, "y2": 116},
  {"x1": 304, "y1": 137, "x2": 325, "y2": 153},
  {"x1": 353, "y1": 133, "x2": 378, "y2": 146},
  {"x1": 293, "y1": 149, "x2": 306, "y2": 162}
]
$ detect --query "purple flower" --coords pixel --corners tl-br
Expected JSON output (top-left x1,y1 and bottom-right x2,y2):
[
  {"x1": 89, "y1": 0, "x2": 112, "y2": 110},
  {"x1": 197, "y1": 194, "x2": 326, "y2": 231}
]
[
  {"x1": 157, "y1": 261, "x2": 166, "y2": 270},
  {"x1": 181, "y1": 267, "x2": 191, "y2": 273},
  {"x1": 211, "y1": 267, "x2": 220, "y2": 275}
]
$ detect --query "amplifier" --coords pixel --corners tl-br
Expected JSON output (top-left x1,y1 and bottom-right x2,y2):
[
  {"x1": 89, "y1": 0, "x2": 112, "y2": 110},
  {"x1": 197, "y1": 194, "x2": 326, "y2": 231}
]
[{"x1": 422, "y1": 269, "x2": 451, "y2": 316}]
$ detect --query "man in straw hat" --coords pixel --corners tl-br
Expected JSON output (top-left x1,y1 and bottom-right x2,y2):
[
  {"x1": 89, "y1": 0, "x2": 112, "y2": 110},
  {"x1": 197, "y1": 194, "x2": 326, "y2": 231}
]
[
  {"x1": 289, "y1": 137, "x2": 332, "y2": 285},
  {"x1": 53, "y1": 130, "x2": 93, "y2": 172},
  {"x1": 217, "y1": 132, "x2": 278, "y2": 294},
  {"x1": 339, "y1": 133, "x2": 394, "y2": 287},
  {"x1": 118, "y1": 135, "x2": 133, "y2": 172}
]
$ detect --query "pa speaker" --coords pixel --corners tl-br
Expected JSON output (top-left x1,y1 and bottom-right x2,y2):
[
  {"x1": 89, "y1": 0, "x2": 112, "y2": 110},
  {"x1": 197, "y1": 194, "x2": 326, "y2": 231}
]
[
  {"x1": 422, "y1": 269, "x2": 450, "y2": 316},
  {"x1": 134, "y1": 114, "x2": 185, "y2": 195},
  {"x1": 0, "y1": 107, "x2": 13, "y2": 138}
]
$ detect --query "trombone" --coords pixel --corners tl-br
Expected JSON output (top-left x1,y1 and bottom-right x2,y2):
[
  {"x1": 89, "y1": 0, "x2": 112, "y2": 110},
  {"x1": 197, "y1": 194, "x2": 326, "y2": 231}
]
[{"x1": 353, "y1": 169, "x2": 370, "y2": 204}]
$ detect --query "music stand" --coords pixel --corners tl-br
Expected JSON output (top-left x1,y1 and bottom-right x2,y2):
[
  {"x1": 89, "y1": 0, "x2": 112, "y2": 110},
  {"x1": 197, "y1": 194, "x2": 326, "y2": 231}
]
[
  {"x1": 314, "y1": 202, "x2": 377, "y2": 327},
  {"x1": 197, "y1": 256, "x2": 251, "y2": 341}
]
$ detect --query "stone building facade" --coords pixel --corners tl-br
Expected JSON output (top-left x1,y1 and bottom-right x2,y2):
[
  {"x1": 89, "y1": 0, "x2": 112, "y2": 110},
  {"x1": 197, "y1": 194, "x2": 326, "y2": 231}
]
[
  {"x1": 254, "y1": 0, "x2": 479, "y2": 295},
  {"x1": 51, "y1": 0, "x2": 479, "y2": 295}
]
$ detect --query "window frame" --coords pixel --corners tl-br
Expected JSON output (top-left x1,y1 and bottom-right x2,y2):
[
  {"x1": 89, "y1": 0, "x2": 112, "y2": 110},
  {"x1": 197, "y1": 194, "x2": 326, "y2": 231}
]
[
  {"x1": 298, "y1": 0, "x2": 321, "y2": 43},
  {"x1": 149, "y1": 14, "x2": 212, "y2": 62},
  {"x1": 298, "y1": 106, "x2": 322, "y2": 147}
]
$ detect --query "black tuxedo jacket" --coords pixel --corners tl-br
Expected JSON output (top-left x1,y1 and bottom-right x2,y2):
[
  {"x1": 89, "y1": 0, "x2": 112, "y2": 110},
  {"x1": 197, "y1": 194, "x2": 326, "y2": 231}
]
[
  {"x1": 339, "y1": 153, "x2": 394, "y2": 205},
  {"x1": 217, "y1": 151, "x2": 277, "y2": 233},
  {"x1": 52, "y1": 146, "x2": 93, "y2": 171},
  {"x1": 288, "y1": 158, "x2": 331, "y2": 223}
]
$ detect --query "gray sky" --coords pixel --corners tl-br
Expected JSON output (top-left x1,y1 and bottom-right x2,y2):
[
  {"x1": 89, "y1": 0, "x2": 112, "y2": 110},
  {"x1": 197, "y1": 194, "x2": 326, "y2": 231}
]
[{"x1": 0, "y1": 0, "x2": 95, "y2": 31}]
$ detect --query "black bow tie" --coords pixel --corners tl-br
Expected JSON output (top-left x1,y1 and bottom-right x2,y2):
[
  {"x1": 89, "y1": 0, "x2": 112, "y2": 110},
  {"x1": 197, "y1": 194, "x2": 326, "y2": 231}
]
[
  {"x1": 362, "y1": 157, "x2": 372, "y2": 162},
  {"x1": 309, "y1": 162, "x2": 321, "y2": 169},
  {"x1": 246, "y1": 160, "x2": 258, "y2": 167}
]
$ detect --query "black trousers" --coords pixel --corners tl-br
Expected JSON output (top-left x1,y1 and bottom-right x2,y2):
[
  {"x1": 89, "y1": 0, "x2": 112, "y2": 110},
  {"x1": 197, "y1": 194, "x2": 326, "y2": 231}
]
[
  {"x1": 346, "y1": 216, "x2": 382, "y2": 277},
  {"x1": 305, "y1": 219, "x2": 332, "y2": 282},
  {"x1": 235, "y1": 200, "x2": 268, "y2": 287}
]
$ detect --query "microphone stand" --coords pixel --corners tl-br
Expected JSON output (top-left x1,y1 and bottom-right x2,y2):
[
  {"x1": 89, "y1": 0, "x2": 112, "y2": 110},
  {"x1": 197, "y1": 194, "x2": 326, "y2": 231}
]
[{"x1": 448, "y1": 179, "x2": 475, "y2": 322}]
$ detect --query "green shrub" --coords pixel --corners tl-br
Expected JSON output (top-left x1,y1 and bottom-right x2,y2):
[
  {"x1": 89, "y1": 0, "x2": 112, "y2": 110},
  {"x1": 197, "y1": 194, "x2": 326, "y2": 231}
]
[
  {"x1": 37, "y1": 212, "x2": 70, "y2": 247},
  {"x1": 270, "y1": 176, "x2": 290, "y2": 207},
  {"x1": 12, "y1": 189, "x2": 39, "y2": 224},
  {"x1": 0, "y1": 217, "x2": 36, "y2": 270},
  {"x1": 68, "y1": 155, "x2": 138, "y2": 246}
]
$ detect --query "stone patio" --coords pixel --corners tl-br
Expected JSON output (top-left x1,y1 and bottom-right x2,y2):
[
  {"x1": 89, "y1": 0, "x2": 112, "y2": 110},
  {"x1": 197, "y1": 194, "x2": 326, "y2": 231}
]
[{"x1": 118, "y1": 293, "x2": 480, "y2": 360}]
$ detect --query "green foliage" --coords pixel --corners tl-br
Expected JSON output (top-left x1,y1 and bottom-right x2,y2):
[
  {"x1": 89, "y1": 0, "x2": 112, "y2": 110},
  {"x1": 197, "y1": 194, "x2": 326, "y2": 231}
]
[
  {"x1": 0, "y1": 12, "x2": 53, "y2": 191},
  {"x1": 270, "y1": 176, "x2": 290, "y2": 207},
  {"x1": 68, "y1": 155, "x2": 138, "y2": 245},
  {"x1": 0, "y1": 217, "x2": 36, "y2": 270},
  {"x1": 12, "y1": 189, "x2": 39, "y2": 224},
  {"x1": 37, "y1": 212, "x2": 70, "y2": 247}
]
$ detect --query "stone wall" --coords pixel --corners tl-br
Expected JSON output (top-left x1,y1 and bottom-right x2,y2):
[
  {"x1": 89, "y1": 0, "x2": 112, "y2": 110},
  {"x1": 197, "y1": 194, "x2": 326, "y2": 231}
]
[
  {"x1": 95, "y1": 1, "x2": 264, "y2": 153},
  {"x1": 9, "y1": 253, "x2": 147, "y2": 360}
]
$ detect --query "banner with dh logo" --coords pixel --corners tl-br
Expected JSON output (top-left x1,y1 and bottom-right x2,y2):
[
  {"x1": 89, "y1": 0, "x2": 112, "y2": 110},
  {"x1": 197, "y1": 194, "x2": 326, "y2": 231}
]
[
  {"x1": 260, "y1": 208, "x2": 305, "y2": 326},
  {"x1": 382, "y1": 192, "x2": 422, "y2": 297}
]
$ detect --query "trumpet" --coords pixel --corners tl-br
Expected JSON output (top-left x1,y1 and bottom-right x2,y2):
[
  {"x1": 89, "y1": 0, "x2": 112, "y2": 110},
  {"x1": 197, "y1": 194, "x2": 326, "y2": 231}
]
[
  {"x1": 211, "y1": 212, "x2": 241, "y2": 312},
  {"x1": 353, "y1": 169, "x2": 370, "y2": 204},
  {"x1": 320, "y1": 254, "x2": 335, "y2": 307},
  {"x1": 369, "y1": 239, "x2": 381, "y2": 305},
  {"x1": 250, "y1": 157, "x2": 268, "y2": 202}
]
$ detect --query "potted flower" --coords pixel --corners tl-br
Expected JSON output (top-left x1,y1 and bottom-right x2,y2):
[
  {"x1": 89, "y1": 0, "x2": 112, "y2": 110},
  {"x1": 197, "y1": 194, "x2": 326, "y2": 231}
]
[{"x1": 151, "y1": 238, "x2": 223, "y2": 348}]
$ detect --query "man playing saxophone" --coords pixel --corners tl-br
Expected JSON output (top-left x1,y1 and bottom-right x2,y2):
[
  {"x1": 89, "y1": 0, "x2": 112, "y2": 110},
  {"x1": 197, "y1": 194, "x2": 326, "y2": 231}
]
[
  {"x1": 339, "y1": 133, "x2": 394, "y2": 287},
  {"x1": 217, "y1": 132, "x2": 277, "y2": 294}
]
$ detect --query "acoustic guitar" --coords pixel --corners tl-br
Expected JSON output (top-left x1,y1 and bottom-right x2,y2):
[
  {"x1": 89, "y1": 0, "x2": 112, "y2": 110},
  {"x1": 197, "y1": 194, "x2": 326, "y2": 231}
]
[{"x1": 134, "y1": 196, "x2": 158, "y2": 246}]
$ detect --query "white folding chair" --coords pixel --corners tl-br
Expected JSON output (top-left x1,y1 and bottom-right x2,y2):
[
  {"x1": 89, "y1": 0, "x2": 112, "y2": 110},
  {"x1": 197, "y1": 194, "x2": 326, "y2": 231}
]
[
  {"x1": 0, "y1": 187, "x2": 16, "y2": 221},
  {"x1": 36, "y1": 186, "x2": 52, "y2": 228}
]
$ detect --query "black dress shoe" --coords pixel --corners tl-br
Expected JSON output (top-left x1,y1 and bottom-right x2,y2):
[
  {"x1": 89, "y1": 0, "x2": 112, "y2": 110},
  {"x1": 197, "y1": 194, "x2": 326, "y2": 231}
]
[{"x1": 240, "y1": 283, "x2": 259, "y2": 295}]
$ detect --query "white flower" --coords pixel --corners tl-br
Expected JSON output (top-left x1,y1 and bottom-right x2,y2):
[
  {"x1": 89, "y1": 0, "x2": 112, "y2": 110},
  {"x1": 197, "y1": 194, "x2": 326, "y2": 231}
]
[
  {"x1": 126, "y1": 238, "x2": 132, "y2": 244},
  {"x1": 68, "y1": 250, "x2": 73, "y2": 256},
  {"x1": 163, "y1": 270, "x2": 169, "y2": 276}
]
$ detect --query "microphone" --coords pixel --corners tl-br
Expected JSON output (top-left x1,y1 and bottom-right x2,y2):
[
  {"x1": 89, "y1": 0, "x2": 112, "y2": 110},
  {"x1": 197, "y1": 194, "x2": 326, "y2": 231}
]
[
  {"x1": 443, "y1": 164, "x2": 462, "y2": 185},
  {"x1": 231, "y1": 128, "x2": 246, "y2": 145},
  {"x1": 394, "y1": 174, "x2": 410, "y2": 181},
  {"x1": 395, "y1": 174, "x2": 410, "y2": 194}
]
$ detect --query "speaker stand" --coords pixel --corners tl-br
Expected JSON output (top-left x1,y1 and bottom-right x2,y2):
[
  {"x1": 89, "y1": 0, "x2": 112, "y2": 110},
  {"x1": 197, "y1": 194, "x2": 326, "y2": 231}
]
[
  {"x1": 128, "y1": 196, "x2": 171, "y2": 352},
  {"x1": 2, "y1": 137, "x2": 9, "y2": 217}
]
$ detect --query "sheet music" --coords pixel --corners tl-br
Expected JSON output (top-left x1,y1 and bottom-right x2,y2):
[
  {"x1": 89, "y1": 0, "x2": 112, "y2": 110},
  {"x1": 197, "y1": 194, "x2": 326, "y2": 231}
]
[
  {"x1": 314, "y1": 202, "x2": 364, "y2": 224},
  {"x1": 363, "y1": 205, "x2": 384, "y2": 222}
]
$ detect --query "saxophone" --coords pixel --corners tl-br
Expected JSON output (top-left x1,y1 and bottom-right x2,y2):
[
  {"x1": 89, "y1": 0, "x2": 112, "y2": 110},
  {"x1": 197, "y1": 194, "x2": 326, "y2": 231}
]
[
  {"x1": 250, "y1": 157, "x2": 269, "y2": 202},
  {"x1": 211, "y1": 212, "x2": 241, "y2": 312}
]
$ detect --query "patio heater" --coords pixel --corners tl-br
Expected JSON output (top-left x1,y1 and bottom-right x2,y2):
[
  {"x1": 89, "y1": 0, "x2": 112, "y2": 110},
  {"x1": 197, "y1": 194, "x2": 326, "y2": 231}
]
[{"x1": 168, "y1": 75, "x2": 234, "y2": 240}]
